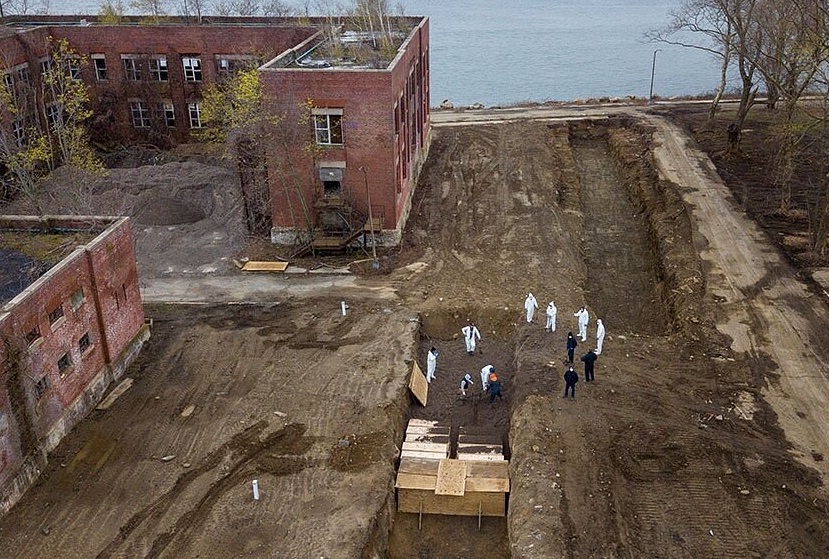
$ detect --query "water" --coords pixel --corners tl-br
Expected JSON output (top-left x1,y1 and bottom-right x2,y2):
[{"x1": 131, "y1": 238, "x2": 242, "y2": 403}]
[{"x1": 26, "y1": 0, "x2": 723, "y2": 106}]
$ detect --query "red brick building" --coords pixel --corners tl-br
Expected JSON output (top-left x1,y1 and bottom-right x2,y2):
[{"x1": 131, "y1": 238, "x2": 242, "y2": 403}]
[
  {"x1": 263, "y1": 18, "x2": 430, "y2": 247},
  {"x1": 0, "y1": 16, "x2": 431, "y2": 246},
  {"x1": 0, "y1": 216, "x2": 149, "y2": 514}
]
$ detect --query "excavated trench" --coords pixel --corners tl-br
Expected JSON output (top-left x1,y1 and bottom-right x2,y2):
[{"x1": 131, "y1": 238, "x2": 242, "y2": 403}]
[{"x1": 373, "y1": 118, "x2": 702, "y2": 557}]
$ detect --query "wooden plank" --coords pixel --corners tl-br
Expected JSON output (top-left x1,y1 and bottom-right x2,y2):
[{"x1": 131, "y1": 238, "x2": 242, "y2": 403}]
[
  {"x1": 405, "y1": 433, "x2": 450, "y2": 444},
  {"x1": 96, "y1": 377, "x2": 134, "y2": 410},
  {"x1": 435, "y1": 459, "x2": 467, "y2": 496},
  {"x1": 458, "y1": 453, "x2": 506, "y2": 462},
  {"x1": 458, "y1": 443, "x2": 503, "y2": 454},
  {"x1": 458, "y1": 433, "x2": 503, "y2": 445},
  {"x1": 408, "y1": 362, "x2": 428, "y2": 407},
  {"x1": 467, "y1": 461, "x2": 510, "y2": 478},
  {"x1": 398, "y1": 457, "x2": 441, "y2": 475},
  {"x1": 241, "y1": 261, "x2": 289, "y2": 272},
  {"x1": 465, "y1": 477, "x2": 511, "y2": 493},
  {"x1": 398, "y1": 489, "x2": 506, "y2": 517},
  {"x1": 364, "y1": 216, "x2": 383, "y2": 231},
  {"x1": 405, "y1": 425, "x2": 451, "y2": 435},
  {"x1": 395, "y1": 472, "x2": 437, "y2": 491},
  {"x1": 401, "y1": 450, "x2": 449, "y2": 461},
  {"x1": 402, "y1": 441, "x2": 449, "y2": 453},
  {"x1": 407, "y1": 418, "x2": 440, "y2": 428}
]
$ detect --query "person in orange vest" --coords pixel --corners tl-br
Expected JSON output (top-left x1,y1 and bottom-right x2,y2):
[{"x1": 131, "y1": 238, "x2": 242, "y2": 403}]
[{"x1": 487, "y1": 372, "x2": 503, "y2": 407}]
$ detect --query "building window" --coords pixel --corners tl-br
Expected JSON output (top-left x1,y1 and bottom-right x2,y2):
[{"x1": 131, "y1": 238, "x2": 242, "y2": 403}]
[
  {"x1": 35, "y1": 375, "x2": 50, "y2": 398},
  {"x1": 182, "y1": 57, "x2": 202, "y2": 82},
  {"x1": 78, "y1": 332, "x2": 91, "y2": 354},
  {"x1": 13, "y1": 118, "x2": 25, "y2": 145},
  {"x1": 129, "y1": 100, "x2": 151, "y2": 128},
  {"x1": 122, "y1": 56, "x2": 141, "y2": 81},
  {"x1": 39, "y1": 58, "x2": 51, "y2": 76},
  {"x1": 66, "y1": 58, "x2": 81, "y2": 80},
  {"x1": 25, "y1": 326, "x2": 41, "y2": 346},
  {"x1": 313, "y1": 110, "x2": 344, "y2": 146},
  {"x1": 16, "y1": 64, "x2": 30, "y2": 85},
  {"x1": 70, "y1": 287, "x2": 85, "y2": 310},
  {"x1": 149, "y1": 56, "x2": 168, "y2": 81},
  {"x1": 92, "y1": 54, "x2": 107, "y2": 80},
  {"x1": 57, "y1": 353, "x2": 73, "y2": 378},
  {"x1": 216, "y1": 55, "x2": 257, "y2": 77},
  {"x1": 3, "y1": 72, "x2": 13, "y2": 90},
  {"x1": 46, "y1": 104, "x2": 62, "y2": 128},
  {"x1": 48, "y1": 303, "x2": 64, "y2": 325},
  {"x1": 188, "y1": 102, "x2": 203, "y2": 128},
  {"x1": 158, "y1": 102, "x2": 175, "y2": 127}
]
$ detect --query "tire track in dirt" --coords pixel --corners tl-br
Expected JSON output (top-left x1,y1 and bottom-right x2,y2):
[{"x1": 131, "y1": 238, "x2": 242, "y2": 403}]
[
  {"x1": 95, "y1": 422, "x2": 314, "y2": 558},
  {"x1": 649, "y1": 115, "x2": 829, "y2": 482}
]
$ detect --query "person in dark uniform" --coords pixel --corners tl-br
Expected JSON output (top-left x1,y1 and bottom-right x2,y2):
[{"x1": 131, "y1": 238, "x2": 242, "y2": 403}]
[
  {"x1": 563, "y1": 366, "x2": 578, "y2": 400},
  {"x1": 581, "y1": 348, "x2": 598, "y2": 382},
  {"x1": 487, "y1": 373, "x2": 503, "y2": 407},
  {"x1": 566, "y1": 332, "x2": 578, "y2": 365}
]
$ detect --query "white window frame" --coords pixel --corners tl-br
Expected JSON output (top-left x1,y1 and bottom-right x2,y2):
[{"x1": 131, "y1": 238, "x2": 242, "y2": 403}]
[
  {"x1": 91, "y1": 54, "x2": 107, "y2": 80},
  {"x1": 129, "y1": 100, "x2": 151, "y2": 128},
  {"x1": 312, "y1": 108, "x2": 344, "y2": 146},
  {"x1": 149, "y1": 56, "x2": 168, "y2": 81},
  {"x1": 182, "y1": 57, "x2": 202, "y2": 82},
  {"x1": 12, "y1": 118, "x2": 25, "y2": 145},
  {"x1": 121, "y1": 55, "x2": 141, "y2": 81},
  {"x1": 46, "y1": 103, "x2": 62, "y2": 128},
  {"x1": 158, "y1": 101, "x2": 175, "y2": 127},
  {"x1": 66, "y1": 57, "x2": 81, "y2": 80},
  {"x1": 188, "y1": 102, "x2": 203, "y2": 128}
]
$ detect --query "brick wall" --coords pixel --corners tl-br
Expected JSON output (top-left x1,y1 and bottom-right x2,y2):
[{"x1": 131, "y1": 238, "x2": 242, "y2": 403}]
[
  {"x1": 0, "y1": 216, "x2": 149, "y2": 514},
  {"x1": 262, "y1": 17, "x2": 431, "y2": 238}
]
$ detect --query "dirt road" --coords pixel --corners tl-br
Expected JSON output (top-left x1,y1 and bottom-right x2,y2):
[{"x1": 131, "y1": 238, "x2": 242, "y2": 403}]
[{"x1": 2, "y1": 105, "x2": 829, "y2": 557}]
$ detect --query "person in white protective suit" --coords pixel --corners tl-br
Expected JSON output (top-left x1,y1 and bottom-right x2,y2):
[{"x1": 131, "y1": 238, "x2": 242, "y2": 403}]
[
  {"x1": 545, "y1": 301, "x2": 557, "y2": 332},
  {"x1": 459, "y1": 373, "x2": 474, "y2": 398},
  {"x1": 524, "y1": 293, "x2": 539, "y2": 323},
  {"x1": 461, "y1": 321, "x2": 481, "y2": 355},
  {"x1": 481, "y1": 364, "x2": 495, "y2": 392},
  {"x1": 426, "y1": 346, "x2": 438, "y2": 383},
  {"x1": 574, "y1": 306, "x2": 589, "y2": 341},
  {"x1": 596, "y1": 319, "x2": 606, "y2": 355}
]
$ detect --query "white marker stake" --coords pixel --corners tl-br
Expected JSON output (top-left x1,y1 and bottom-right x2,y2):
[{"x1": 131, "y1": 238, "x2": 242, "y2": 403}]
[
  {"x1": 341, "y1": 301, "x2": 347, "y2": 316},
  {"x1": 252, "y1": 479, "x2": 260, "y2": 501}
]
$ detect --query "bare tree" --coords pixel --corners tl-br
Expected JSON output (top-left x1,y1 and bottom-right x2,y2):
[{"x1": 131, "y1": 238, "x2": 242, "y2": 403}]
[
  {"x1": 647, "y1": 0, "x2": 762, "y2": 134},
  {"x1": 750, "y1": 0, "x2": 826, "y2": 212},
  {"x1": 178, "y1": 0, "x2": 206, "y2": 22},
  {"x1": 130, "y1": 0, "x2": 168, "y2": 21}
]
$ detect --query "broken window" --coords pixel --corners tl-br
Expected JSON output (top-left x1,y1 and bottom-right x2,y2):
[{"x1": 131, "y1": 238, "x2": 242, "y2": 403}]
[
  {"x1": 92, "y1": 54, "x2": 107, "y2": 80},
  {"x1": 122, "y1": 56, "x2": 141, "y2": 81},
  {"x1": 182, "y1": 57, "x2": 202, "y2": 82},
  {"x1": 57, "y1": 353, "x2": 72, "y2": 378},
  {"x1": 149, "y1": 56, "x2": 168, "y2": 81},
  {"x1": 312, "y1": 109, "x2": 344, "y2": 146}
]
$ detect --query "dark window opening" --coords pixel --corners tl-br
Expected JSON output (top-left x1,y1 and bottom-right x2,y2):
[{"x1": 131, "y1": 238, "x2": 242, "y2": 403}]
[
  {"x1": 79, "y1": 332, "x2": 91, "y2": 353},
  {"x1": 58, "y1": 353, "x2": 72, "y2": 377},
  {"x1": 35, "y1": 376, "x2": 50, "y2": 398},
  {"x1": 323, "y1": 180, "x2": 342, "y2": 197}
]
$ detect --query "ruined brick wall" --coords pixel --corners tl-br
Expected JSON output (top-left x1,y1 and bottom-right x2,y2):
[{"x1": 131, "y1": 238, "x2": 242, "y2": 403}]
[{"x1": 0, "y1": 216, "x2": 148, "y2": 514}]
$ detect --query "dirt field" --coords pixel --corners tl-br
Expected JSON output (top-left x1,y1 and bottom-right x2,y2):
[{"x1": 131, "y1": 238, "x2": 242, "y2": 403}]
[{"x1": 3, "y1": 104, "x2": 829, "y2": 557}]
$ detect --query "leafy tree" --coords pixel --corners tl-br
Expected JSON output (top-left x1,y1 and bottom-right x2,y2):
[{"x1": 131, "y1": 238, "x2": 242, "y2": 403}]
[
  {"x1": 0, "y1": 37, "x2": 103, "y2": 212},
  {"x1": 199, "y1": 68, "x2": 274, "y2": 234},
  {"x1": 99, "y1": 0, "x2": 126, "y2": 24}
]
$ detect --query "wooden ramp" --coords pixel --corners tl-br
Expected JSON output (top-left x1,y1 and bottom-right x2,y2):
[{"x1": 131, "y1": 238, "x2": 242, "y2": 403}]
[
  {"x1": 395, "y1": 420, "x2": 510, "y2": 519},
  {"x1": 408, "y1": 363, "x2": 429, "y2": 406}
]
